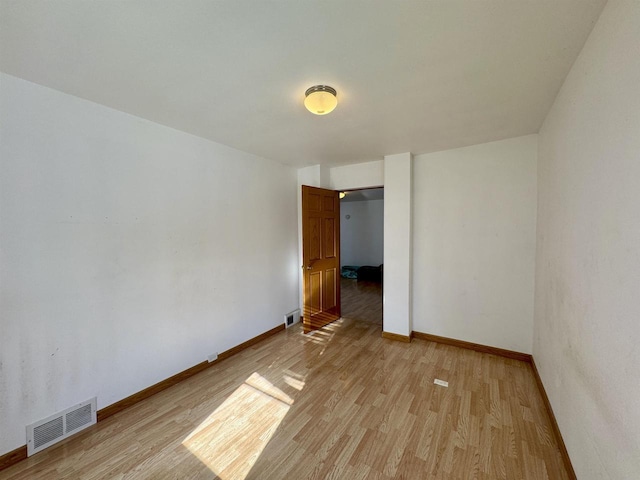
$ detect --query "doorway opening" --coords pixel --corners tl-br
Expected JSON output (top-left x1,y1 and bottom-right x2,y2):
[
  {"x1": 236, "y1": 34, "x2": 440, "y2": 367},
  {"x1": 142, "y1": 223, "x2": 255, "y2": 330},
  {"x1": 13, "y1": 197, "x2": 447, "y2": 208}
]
[{"x1": 339, "y1": 187, "x2": 384, "y2": 327}]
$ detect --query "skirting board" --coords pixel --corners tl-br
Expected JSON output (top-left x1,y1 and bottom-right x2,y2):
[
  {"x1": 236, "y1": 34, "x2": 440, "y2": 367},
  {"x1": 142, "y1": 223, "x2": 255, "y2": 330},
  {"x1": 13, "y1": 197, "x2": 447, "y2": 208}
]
[
  {"x1": 411, "y1": 330, "x2": 532, "y2": 363},
  {"x1": 0, "y1": 323, "x2": 285, "y2": 472},
  {"x1": 381, "y1": 331, "x2": 411, "y2": 343},
  {"x1": 0, "y1": 446, "x2": 27, "y2": 472},
  {"x1": 530, "y1": 358, "x2": 578, "y2": 480}
]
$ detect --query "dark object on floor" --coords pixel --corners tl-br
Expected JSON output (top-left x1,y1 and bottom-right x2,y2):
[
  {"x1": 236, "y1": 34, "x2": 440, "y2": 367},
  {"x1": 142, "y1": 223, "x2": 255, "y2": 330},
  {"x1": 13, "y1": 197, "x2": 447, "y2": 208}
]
[
  {"x1": 341, "y1": 265, "x2": 359, "y2": 279},
  {"x1": 357, "y1": 264, "x2": 383, "y2": 283}
]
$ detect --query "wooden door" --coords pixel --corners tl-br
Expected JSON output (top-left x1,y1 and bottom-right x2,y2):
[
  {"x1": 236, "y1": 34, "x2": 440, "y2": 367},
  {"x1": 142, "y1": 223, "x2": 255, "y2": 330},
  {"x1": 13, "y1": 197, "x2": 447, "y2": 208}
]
[{"x1": 302, "y1": 186, "x2": 341, "y2": 332}]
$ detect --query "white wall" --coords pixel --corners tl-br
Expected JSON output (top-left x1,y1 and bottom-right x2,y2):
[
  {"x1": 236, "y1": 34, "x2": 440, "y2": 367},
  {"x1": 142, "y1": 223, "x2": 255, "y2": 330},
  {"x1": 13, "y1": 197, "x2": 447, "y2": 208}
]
[
  {"x1": 340, "y1": 199, "x2": 384, "y2": 267},
  {"x1": 329, "y1": 160, "x2": 383, "y2": 191},
  {"x1": 383, "y1": 153, "x2": 413, "y2": 337},
  {"x1": 298, "y1": 164, "x2": 330, "y2": 190},
  {"x1": 412, "y1": 135, "x2": 537, "y2": 353},
  {"x1": 534, "y1": 1, "x2": 640, "y2": 477},
  {"x1": 0, "y1": 73, "x2": 299, "y2": 456}
]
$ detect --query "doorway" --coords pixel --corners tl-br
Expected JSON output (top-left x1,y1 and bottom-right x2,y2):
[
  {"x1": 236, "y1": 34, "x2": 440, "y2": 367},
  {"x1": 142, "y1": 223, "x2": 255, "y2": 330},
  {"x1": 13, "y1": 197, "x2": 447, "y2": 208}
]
[{"x1": 339, "y1": 188, "x2": 384, "y2": 326}]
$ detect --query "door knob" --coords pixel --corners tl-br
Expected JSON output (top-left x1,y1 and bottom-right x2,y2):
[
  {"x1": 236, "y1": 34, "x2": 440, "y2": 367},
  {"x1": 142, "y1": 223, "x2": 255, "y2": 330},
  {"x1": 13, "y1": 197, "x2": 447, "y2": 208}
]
[{"x1": 306, "y1": 265, "x2": 312, "y2": 270}]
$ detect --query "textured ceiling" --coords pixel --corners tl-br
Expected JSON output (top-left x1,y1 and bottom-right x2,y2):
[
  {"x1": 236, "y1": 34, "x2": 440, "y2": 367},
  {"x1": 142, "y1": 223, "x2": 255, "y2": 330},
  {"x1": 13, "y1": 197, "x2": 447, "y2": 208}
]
[{"x1": 0, "y1": 0, "x2": 607, "y2": 167}]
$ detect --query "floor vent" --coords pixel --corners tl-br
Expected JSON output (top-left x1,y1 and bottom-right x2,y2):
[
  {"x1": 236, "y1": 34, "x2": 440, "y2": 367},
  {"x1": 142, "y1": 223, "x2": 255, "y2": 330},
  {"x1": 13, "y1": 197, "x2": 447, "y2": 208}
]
[
  {"x1": 27, "y1": 397, "x2": 97, "y2": 456},
  {"x1": 284, "y1": 309, "x2": 301, "y2": 328}
]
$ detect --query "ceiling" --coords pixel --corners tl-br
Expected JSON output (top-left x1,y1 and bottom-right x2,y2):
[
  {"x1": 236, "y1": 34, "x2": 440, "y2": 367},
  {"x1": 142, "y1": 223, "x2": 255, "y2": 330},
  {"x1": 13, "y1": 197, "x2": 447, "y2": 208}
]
[{"x1": 0, "y1": 1, "x2": 607, "y2": 167}]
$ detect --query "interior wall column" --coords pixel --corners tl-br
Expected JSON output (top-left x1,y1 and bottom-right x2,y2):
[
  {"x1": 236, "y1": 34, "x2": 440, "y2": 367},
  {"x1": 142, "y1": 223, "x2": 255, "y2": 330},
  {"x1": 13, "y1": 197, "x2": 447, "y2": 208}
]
[{"x1": 383, "y1": 152, "x2": 413, "y2": 340}]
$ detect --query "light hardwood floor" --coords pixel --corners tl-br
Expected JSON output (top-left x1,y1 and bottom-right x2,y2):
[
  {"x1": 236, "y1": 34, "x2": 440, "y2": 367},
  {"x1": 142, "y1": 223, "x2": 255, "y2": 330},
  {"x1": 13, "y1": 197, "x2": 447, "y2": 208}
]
[
  {"x1": 1, "y1": 285, "x2": 569, "y2": 479},
  {"x1": 340, "y1": 278, "x2": 382, "y2": 325}
]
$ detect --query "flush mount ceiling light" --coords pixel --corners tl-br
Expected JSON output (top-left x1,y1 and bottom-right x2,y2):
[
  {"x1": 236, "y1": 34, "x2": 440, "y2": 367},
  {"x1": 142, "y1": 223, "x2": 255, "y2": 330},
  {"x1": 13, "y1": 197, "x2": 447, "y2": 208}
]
[{"x1": 304, "y1": 85, "x2": 337, "y2": 115}]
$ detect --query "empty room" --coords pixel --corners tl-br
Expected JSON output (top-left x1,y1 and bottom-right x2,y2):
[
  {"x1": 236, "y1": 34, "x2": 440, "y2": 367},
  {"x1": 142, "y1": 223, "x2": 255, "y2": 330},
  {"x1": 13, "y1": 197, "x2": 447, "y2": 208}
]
[{"x1": 1, "y1": 1, "x2": 638, "y2": 479}]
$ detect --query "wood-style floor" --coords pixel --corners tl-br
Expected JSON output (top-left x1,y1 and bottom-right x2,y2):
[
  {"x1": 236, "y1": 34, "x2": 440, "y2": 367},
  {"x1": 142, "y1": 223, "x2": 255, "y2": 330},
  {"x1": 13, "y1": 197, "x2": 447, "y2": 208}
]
[
  {"x1": 1, "y1": 280, "x2": 569, "y2": 479},
  {"x1": 340, "y1": 277, "x2": 383, "y2": 325}
]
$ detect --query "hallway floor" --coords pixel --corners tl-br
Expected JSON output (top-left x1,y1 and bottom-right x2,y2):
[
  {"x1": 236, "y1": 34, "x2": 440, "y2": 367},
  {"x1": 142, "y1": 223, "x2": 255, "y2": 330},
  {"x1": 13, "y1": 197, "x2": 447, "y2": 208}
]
[{"x1": 340, "y1": 277, "x2": 382, "y2": 325}]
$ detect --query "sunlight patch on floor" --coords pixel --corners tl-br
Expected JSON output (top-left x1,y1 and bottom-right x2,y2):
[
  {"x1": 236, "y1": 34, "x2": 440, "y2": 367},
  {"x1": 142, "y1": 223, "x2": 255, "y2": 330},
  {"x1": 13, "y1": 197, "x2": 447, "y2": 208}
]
[
  {"x1": 301, "y1": 319, "x2": 342, "y2": 355},
  {"x1": 182, "y1": 373, "x2": 292, "y2": 480},
  {"x1": 283, "y1": 374, "x2": 305, "y2": 391}
]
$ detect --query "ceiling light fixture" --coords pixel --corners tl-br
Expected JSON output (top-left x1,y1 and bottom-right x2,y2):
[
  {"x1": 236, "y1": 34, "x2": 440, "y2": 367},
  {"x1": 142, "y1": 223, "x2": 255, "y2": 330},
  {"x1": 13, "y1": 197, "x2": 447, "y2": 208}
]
[
  {"x1": 304, "y1": 85, "x2": 337, "y2": 115},
  {"x1": 339, "y1": 192, "x2": 346, "y2": 199}
]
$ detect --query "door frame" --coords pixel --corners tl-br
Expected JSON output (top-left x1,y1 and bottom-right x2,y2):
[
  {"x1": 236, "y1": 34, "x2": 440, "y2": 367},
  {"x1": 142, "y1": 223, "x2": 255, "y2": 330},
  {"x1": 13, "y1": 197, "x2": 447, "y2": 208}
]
[
  {"x1": 300, "y1": 185, "x2": 385, "y2": 330},
  {"x1": 336, "y1": 186, "x2": 385, "y2": 330}
]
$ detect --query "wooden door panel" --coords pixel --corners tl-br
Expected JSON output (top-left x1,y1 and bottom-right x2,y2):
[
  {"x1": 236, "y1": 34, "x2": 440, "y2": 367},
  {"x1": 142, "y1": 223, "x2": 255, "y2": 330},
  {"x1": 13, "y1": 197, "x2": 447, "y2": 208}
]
[
  {"x1": 309, "y1": 217, "x2": 322, "y2": 261},
  {"x1": 324, "y1": 268, "x2": 337, "y2": 311},
  {"x1": 309, "y1": 271, "x2": 321, "y2": 312},
  {"x1": 302, "y1": 186, "x2": 341, "y2": 332},
  {"x1": 324, "y1": 218, "x2": 336, "y2": 258},
  {"x1": 308, "y1": 193, "x2": 322, "y2": 212},
  {"x1": 323, "y1": 195, "x2": 336, "y2": 212}
]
